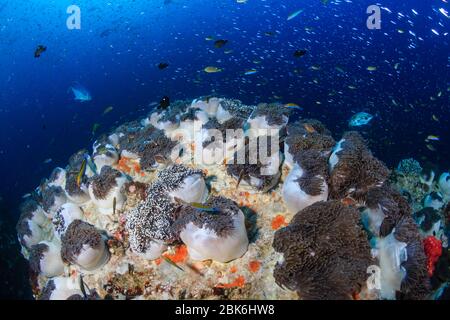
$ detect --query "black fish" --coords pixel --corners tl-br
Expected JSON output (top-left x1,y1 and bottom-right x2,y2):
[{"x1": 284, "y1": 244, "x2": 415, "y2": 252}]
[
  {"x1": 34, "y1": 45, "x2": 46, "y2": 58},
  {"x1": 293, "y1": 49, "x2": 307, "y2": 58},
  {"x1": 158, "y1": 62, "x2": 169, "y2": 70},
  {"x1": 214, "y1": 39, "x2": 228, "y2": 48},
  {"x1": 159, "y1": 96, "x2": 170, "y2": 109}
]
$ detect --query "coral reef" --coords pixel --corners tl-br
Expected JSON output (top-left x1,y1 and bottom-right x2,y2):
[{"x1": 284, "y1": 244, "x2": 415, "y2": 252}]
[{"x1": 16, "y1": 96, "x2": 448, "y2": 300}]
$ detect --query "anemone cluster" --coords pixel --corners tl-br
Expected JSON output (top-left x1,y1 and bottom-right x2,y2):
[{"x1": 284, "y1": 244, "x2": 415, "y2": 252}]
[
  {"x1": 273, "y1": 201, "x2": 373, "y2": 300},
  {"x1": 16, "y1": 96, "x2": 449, "y2": 300}
]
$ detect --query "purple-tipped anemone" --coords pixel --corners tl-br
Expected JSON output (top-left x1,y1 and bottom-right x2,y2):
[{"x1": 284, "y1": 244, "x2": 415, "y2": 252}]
[
  {"x1": 29, "y1": 241, "x2": 65, "y2": 278},
  {"x1": 125, "y1": 165, "x2": 208, "y2": 260},
  {"x1": 171, "y1": 196, "x2": 249, "y2": 262},
  {"x1": 16, "y1": 199, "x2": 48, "y2": 249},
  {"x1": 328, "y1": 131, "x2": 390, "y2": 200},
  {"x1": 272, "y1": 201, "x2": 372, "y2": 300},
  {"x1": 282, "y1": 150, "x2": 329, "y2": 213},
  {"x1": 88, "y1": 166, "x2": 128, "y2": 215},
  {"x1": 61, "y1": 220, "x2": 110, "y2": 271}
]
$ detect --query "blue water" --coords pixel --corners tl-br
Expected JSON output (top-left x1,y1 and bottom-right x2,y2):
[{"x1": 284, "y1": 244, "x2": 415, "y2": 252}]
[{"x1": 0, "y1": 0, "x2": 449, "y2": 215}]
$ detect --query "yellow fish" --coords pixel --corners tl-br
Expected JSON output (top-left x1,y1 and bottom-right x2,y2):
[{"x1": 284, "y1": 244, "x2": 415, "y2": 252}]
[
  {"x1": 426, "y1": 135, "x2": 440, "y2": 141},
  {"x1": 432, "y1": 115, "x2": 439, "y2": 122},
  {"x1": 303, "y1": 123, "x2": 316, "y2": 133},
  {"x1": 204, "y1": 66, "x2": 222, "y2": 73},
  {"x1": 367, "y1": 66, "x2": 377, "y2": 71},
  {"x1": 76, "y1": 159, "x2": 87, "y2": 187}
]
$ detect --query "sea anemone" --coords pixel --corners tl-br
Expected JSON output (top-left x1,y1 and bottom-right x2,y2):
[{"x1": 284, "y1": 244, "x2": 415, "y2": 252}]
[
  {"x1": 39, "y1": 276, "x2": 82, "y2": 300},
  {"x1": 424, "y1": 192, "x2": 445, "y2": 210},
  {"x1": 246, "y1": 102, "x2": 289, "y2": 138},
  {"x1": 175, "y1": 107, "x2": 209, "y2": 144},
  {"x1": 41, "y1": 185, "x2": 67, "y2": 217},
  {"x1": 282, "y1": 150, "x2": 329, "y2": 214},
  {"x1": 413, "y1": 207, "x2": 442, "y2": 237},
  {"x1": 190, "y1": 97, "x2": 221, "y2": 118},
  {"x1": 125, "y1": 165, "x2": 208, "y2": 259},
  {"x1": 394, "y1": 215, "x2": 431, "y2": 300},
  {"x1": 68, "y1": 149, "x2": 95, "y2": 177},
  {"x1": 47, "y1": 167, "x2": 66, "y2": 189},
  {"x1": 283, "y1": 119, "x2": 335, "y2": 169},
  {"x1": 16, "y1": 199, "x2": 48, "y2": 249},
  {"x1": 361, "y1": 186, "x2": 411, "y2": 237},
  {"x1": 149, "y1": 110, "x2": 180, "y2": 134},
  {"x1": 52, "y1": 203, "x2": 84, "y2": 239},
  {"x1": 64, "y1": 173, "x2": 91, "y2": 205},
  {"x1": 92, "y1": 141, "x2": 119, "y2": 171},
  {"x1": 328, "y1": 131, "x2": 390, "y2": 200},
  {"x1": 227, "y1": 135, "x2": 282, "y2": 192},
  {"x1": 215, "y1": 99, "x2": 253, "y2": 124},
  {"x1": 172, "y1": 196, "x2": 248, "y2": 262},
  {"x1": 438, "y1": 172, "x2": 450, "y2": 201},
  {"x1": 165, "y1": 166, "x2": 208, "y2": 204},
  {"x1": 29, "y1": 241, "x2": 65, "y2": 278},
  {"x1": 420, "y1": 168, "x2": 436, "y2": 188},
  {"x1": 195, "y1": 117, "x2": 246, "y2": 165},
  {"x1": 371, "y1": 212, "x2": 431, "y2": 299},
  {"x1": 119, "y1": 127, "x2": 179, "y2": 171},
  {"x1": 61, "y1": 220, "x2": 110, "y2": 271},
  {"x1": 272, "y1": 201, "x2": 372, "y2": 300},
  {"x1": 146, "y1": 101, "x2": 188, "y2": 135},
  {"x1": 88, "y1": 166, "x2": 129, "y2": 215},
  {"x1": 64, "y1": 150, "x2": 92, "y2": 204}
]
